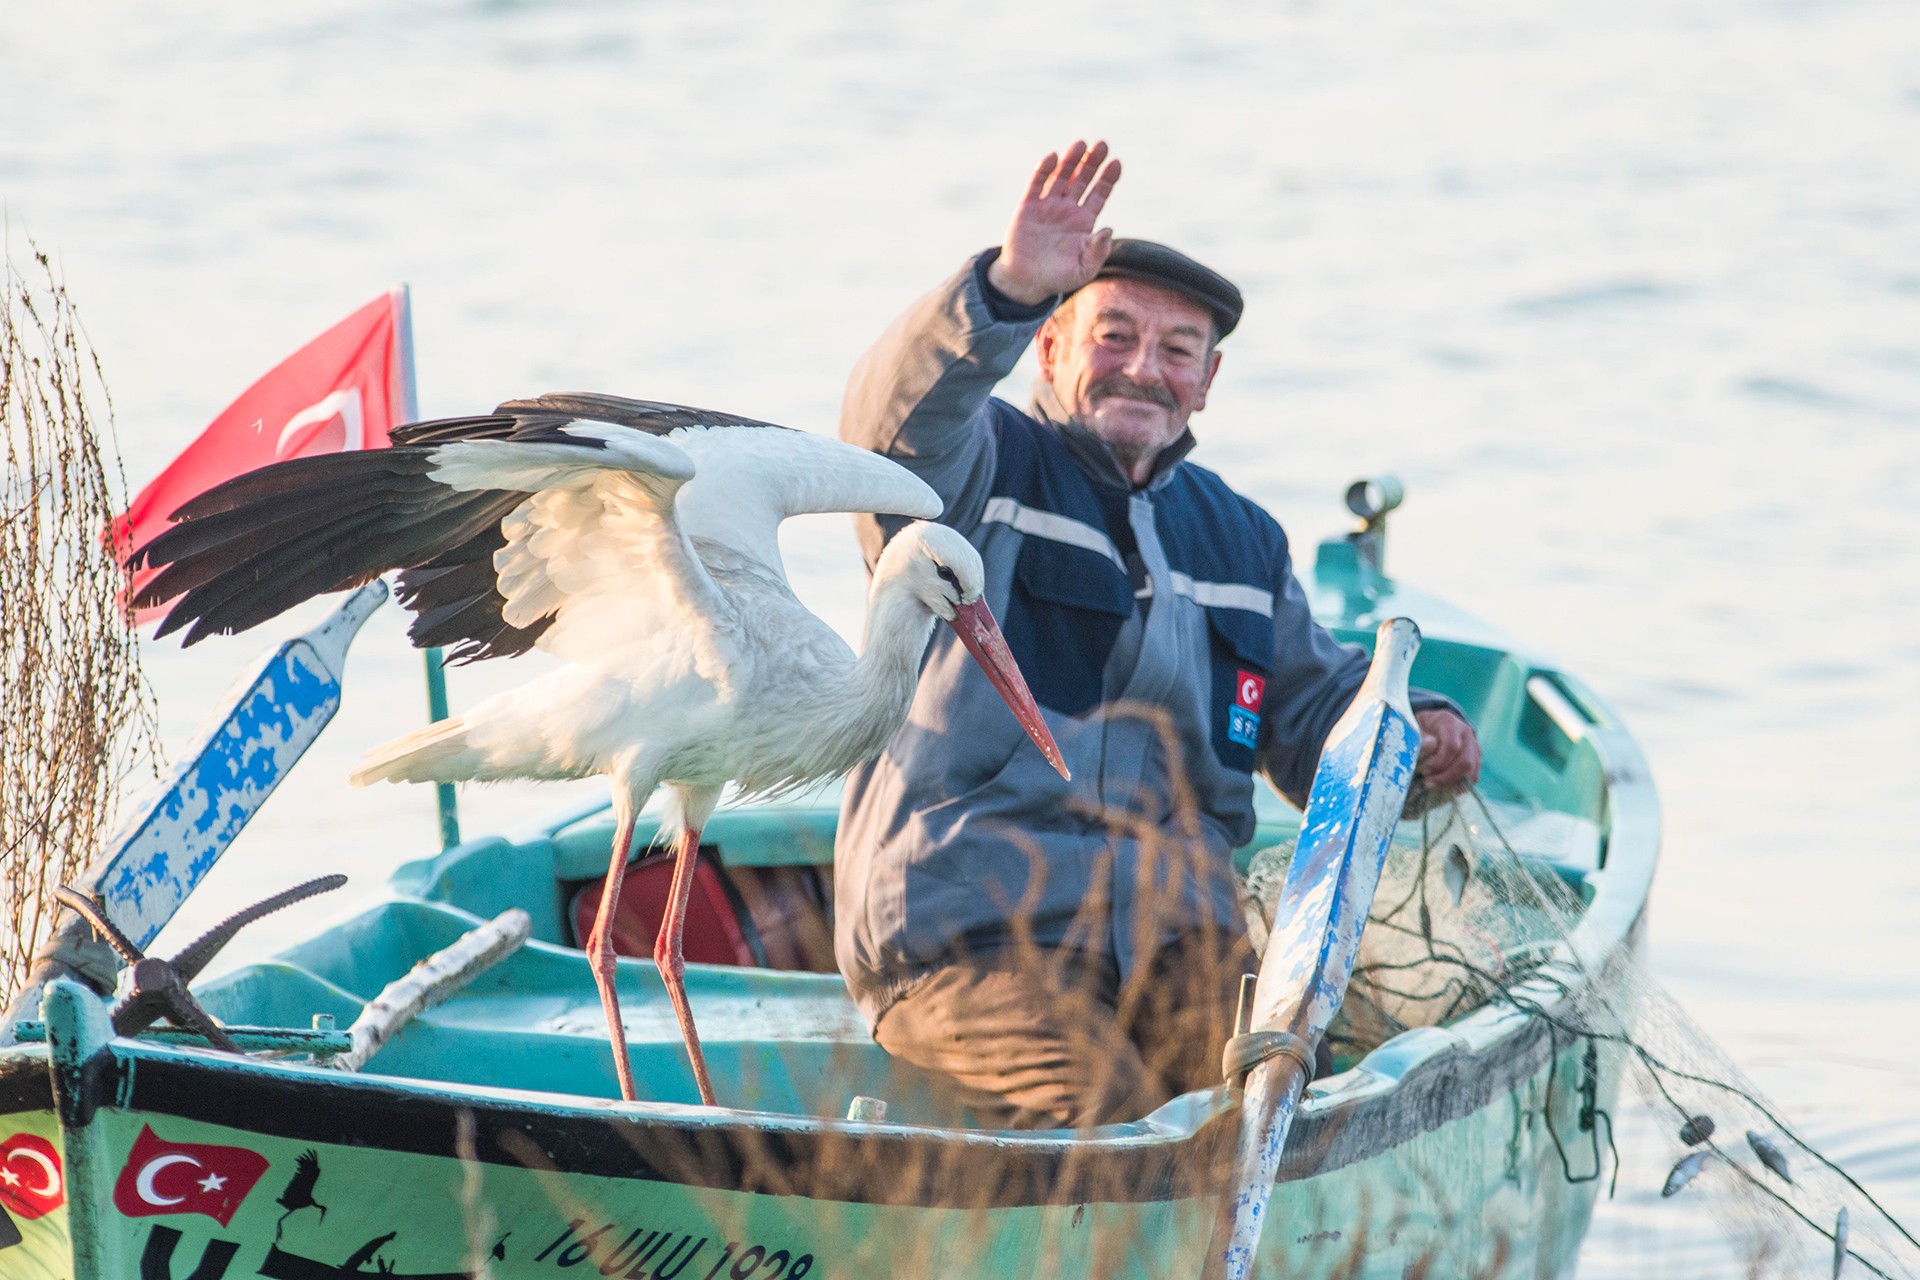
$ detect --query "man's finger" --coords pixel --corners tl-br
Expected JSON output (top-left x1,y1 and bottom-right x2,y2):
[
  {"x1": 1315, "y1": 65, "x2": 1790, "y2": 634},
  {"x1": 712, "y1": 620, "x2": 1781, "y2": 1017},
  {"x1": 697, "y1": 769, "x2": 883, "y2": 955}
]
[
  {"x1": 1023, "y1": 152, "x2": 1058, "y2": 203},
  {"x1": 1418, "y1": 734, "x2": 1461, "y2": 776},
  {"x1": 1044, "y1": 140, "x2": 1089, "y2": 200},
  {"x1": 1044, "y1": 141, "x2": 1090, "y2": 198},
  {"x1": 1414, "y1": 711, "x2": 1481, "y2": 793},
  {"x1": 1083, "y1": 158, "x2": 1122, "y2": 216},
  {"x1": 1440, "y1": 754, "x2": 1478, "y2": 790},
  {"x1": 1418, "y1": 740, "x2": 1462, "y2": 784},
  {"x1": 1063, "y1": 140, "x2": 1109, "y2": 202}
]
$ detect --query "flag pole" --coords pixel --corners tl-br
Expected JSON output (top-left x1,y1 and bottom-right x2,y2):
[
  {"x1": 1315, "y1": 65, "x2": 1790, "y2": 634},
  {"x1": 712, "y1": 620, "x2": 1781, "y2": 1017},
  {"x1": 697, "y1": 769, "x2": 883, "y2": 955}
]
[{"x1": 393, "y1": 284, "x2": 461, "y2": 850}]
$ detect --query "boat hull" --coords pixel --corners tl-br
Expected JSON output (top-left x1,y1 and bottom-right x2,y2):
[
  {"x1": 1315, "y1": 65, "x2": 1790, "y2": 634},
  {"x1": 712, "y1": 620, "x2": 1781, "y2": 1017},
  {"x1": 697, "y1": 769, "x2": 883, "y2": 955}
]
[{"x1": 0, "y1": 966, "x2": 1631, "y2": 1280}]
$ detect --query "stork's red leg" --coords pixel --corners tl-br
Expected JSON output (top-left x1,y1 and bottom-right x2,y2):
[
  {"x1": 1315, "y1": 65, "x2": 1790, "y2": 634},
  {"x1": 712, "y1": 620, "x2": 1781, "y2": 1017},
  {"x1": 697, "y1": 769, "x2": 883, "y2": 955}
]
[
  {"x1": 586, "y1": 814, "x2": 640, "y2": 1102},
  {"x1": 654, "y1": 823, "x2": 719, "y2": 1106}
]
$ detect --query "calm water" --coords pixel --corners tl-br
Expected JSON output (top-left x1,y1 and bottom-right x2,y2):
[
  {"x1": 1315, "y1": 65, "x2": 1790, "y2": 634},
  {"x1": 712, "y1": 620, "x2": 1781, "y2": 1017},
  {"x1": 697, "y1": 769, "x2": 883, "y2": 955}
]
[{"x1": 4, "y1": 1, "x2": 1917, "y2": 1271}]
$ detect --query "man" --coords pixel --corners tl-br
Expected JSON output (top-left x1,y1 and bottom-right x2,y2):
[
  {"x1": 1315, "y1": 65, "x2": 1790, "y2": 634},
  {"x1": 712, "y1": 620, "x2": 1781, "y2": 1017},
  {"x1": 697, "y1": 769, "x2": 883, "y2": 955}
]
[{"x1": 835, "y1": 141, "x2": 1480, "y2": 1129}]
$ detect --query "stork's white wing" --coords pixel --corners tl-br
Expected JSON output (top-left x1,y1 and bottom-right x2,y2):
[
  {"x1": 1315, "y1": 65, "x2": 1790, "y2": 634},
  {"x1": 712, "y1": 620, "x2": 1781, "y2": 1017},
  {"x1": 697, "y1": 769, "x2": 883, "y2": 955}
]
[
  {"x1": 665, "y1": 426, "x2": 943, "y2": 581},
  {"x1": 428, "y1": 424, "x2": 729, "y2": 660},
  {"x1": 134, "y1": 394, "x2": 944, "y2": 664}
]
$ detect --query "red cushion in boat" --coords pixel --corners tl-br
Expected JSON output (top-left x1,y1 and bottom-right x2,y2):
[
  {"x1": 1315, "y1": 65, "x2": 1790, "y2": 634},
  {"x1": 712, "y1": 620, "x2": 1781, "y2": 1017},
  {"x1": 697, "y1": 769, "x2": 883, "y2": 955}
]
[{"x1": 569, "y1": 849, "x2": 757, "y2": 968}]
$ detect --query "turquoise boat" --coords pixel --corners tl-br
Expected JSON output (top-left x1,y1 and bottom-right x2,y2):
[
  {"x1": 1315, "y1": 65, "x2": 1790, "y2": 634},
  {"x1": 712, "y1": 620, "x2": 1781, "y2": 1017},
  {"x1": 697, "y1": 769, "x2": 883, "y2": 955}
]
[{"x1": 0, "y1": 487, "x2": 1658, "y2": 1278}]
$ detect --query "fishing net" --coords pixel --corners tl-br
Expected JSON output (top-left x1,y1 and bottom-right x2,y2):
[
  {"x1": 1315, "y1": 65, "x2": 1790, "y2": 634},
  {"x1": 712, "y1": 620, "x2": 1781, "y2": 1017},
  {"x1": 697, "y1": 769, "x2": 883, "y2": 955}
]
[
  {"x1": 1242, "y1": 791, "x2": 1920, "y2": 1278},
  {"x1": 0, "y1": 242, "x2": 161, "y2": 1006}
]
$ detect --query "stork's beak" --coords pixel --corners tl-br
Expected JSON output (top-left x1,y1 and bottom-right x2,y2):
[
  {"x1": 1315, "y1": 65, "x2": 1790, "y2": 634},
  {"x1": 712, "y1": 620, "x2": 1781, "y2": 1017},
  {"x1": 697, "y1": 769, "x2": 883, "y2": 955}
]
[{"x1": 949, "y1": 599, "x2": 1071, "y2": 781}]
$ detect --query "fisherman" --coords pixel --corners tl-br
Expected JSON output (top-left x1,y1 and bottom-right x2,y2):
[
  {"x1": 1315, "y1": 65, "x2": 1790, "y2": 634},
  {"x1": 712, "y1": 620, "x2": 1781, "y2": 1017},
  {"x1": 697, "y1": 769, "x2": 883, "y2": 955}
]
[{"x1": 835, "y1": 141, "x2": 1481, "y2": 1129}]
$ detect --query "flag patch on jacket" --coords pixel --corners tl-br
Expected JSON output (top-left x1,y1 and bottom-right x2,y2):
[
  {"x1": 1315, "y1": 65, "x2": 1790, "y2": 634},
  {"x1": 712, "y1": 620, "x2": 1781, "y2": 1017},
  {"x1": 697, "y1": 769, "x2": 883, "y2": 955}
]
[{"x1": 1228, "y1": 669, "x2": 1265, "y2": 747}]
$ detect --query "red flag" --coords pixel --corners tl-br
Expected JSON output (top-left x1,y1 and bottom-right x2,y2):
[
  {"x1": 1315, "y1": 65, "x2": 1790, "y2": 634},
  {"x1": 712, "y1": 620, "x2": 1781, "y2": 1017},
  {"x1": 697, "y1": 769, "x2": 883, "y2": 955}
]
[
  {"x1": 111, "y1": 1125, "x2": 269, "y2": 1227},
  {"x1": 113, "y1": 290, "x2": 412, "y2": 621},
  {"x1": 0, "y1": 1133, "x2": 65, "y2": 1220}
]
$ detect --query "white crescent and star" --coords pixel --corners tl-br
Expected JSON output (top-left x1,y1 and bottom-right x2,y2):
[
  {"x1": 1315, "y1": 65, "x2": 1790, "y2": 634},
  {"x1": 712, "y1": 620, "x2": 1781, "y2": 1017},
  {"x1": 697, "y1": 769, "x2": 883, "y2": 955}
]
[
  {"x1": 1239, "y1": 676, "x2": 1262, "y2": 706},
  {"x1": 2, "y1": 1145, "x2": 61, "y2": 1199},
  {"x1": 134, "y1": 1153, "x2": 200, "y2": 1206}
]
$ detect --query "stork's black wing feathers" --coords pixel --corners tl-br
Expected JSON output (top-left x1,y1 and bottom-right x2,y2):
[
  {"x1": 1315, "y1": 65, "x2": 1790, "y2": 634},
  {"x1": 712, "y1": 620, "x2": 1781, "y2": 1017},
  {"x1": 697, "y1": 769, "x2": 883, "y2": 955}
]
[
  {"x1": 132, "y1": 472, "x2": 446, "y2": 601},
  {"x1": 133, "y1": 437, "x2": 534, "y2": 650},
  {"x1": 388, "y1": 412, "x2": 574, "y2": 448},
  {"x1": 490, "y1": 392, "x2": 792, "y2": 435},
  {"x1": 150, "y1": 502, "x2": 415, "y2": 642},
  {"x1": 396, "y1": 554, "x2": 499, "y2": 607},
  {"x1": 136, "y1": 393, "x2": 783, "y2": 658},
  {"x1": 395, "y1": 552, "x2": 554, "y2": 664},
  {"x1": 158, "y1": 450, "x2": 440, "y2": 524},
  {"x1": 168, "y1": 490, "x2": 524, "y2": 646}
]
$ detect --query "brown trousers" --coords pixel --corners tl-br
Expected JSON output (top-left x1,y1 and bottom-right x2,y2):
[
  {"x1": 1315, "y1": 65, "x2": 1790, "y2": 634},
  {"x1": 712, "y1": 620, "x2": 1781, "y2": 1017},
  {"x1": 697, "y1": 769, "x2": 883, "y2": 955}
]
[{"x1": 875, "y1": 933, "x2": 1258, "y2": 1130}]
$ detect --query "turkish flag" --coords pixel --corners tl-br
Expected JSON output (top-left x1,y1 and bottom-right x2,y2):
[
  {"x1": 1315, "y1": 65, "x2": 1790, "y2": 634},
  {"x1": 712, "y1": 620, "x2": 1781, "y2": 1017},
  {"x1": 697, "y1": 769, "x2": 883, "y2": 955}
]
[
  {"x1": 112, "y1": 290, "x2": 411, "y2": 622},
  {"x1": 111, "y1": 1125, "x2": 269, "y2": 1227},
  {"x1": 0, "y1": 1134, "x2": 65, "y2": 1220},
  {"x1": 1234, "y1": 669, "x2": 1266, "y2": 712}
]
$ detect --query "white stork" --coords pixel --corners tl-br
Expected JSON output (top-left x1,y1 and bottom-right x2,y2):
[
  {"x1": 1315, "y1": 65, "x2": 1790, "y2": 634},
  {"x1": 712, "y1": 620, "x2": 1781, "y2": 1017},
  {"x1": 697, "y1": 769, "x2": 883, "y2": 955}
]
[{"x1": 132, "y1": 392, "x2": 1067, "y2": 1107}]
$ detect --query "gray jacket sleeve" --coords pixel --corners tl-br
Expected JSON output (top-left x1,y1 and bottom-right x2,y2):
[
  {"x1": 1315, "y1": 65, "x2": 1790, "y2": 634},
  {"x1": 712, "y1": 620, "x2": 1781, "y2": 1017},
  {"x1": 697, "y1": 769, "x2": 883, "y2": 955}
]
[
  {"x1": 840, "y1": 250, "x2": 1053, "y2": 564},
  {"x1": 1255, "y1": 552, "x2": 1373, "y2": 808},
  {"x1": 1257, "y1": 548, "x2": 1467, "y2": 806}
]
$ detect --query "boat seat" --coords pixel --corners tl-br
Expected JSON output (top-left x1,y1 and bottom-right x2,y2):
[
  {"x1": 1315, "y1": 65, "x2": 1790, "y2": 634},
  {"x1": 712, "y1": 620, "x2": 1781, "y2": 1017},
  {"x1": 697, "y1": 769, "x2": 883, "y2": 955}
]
[
  {"x1": 568, "y1": 848, "x2": 838, "y2": 972},
  {"x1": 569, "y1": 847, "x2": 759, "y2": 967}
]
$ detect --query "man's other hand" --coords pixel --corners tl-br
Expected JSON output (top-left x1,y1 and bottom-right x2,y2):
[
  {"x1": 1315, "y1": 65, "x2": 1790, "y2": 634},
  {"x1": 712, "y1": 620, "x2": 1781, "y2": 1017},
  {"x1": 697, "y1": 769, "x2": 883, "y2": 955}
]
[
  {"x1": 987, "y1": 140, "x2": 1123, "y2": 306},
  {"x1": 1414, "y1": 709, "x2": 1481, "y2": 794}
]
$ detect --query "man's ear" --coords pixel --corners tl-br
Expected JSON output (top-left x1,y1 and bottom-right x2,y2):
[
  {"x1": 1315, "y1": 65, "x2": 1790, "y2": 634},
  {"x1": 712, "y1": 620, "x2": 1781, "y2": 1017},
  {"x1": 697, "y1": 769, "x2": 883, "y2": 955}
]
[
  {"x1": 1035, "y1": 317, "x2": 1062, "y2": 385},
  {"x1": 1191, "y1": 348, "x2": 1223, "y2": 413}
]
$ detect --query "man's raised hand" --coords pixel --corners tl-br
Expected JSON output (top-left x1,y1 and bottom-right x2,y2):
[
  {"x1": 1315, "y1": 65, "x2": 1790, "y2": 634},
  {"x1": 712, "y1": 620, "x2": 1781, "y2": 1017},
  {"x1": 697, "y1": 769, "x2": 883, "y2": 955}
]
[{"x1": 987, "y1": 140, "x2": 1123, "y2": 307}]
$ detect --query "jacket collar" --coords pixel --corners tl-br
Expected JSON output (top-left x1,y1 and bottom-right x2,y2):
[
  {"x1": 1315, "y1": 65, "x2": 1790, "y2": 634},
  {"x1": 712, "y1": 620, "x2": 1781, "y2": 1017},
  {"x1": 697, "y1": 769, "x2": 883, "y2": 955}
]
[{"x1": 1029, "y1": 381, "x2": 1196, "y2": 492}]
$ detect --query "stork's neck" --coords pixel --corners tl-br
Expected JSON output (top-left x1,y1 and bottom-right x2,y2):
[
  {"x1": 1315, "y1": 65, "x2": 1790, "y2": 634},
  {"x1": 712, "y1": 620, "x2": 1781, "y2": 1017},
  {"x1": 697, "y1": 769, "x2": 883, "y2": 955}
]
[{"x1": 843, "y1": 572, "x2": 941, "y2": 757}]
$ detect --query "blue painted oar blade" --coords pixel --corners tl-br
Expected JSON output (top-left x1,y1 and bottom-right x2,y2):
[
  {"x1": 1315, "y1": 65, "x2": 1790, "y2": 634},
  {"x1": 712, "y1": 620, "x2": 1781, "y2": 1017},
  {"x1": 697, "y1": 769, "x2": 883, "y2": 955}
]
[
  {"x1": 1255, "y1": 629, "x2": 1421, "y2": 1044},
  {"x1": 1216, "y1": 617, "x2": 1423, "y2": 1279},
  {"x1": 91, "y1": 582, "x2": 387, "y2": 950}
]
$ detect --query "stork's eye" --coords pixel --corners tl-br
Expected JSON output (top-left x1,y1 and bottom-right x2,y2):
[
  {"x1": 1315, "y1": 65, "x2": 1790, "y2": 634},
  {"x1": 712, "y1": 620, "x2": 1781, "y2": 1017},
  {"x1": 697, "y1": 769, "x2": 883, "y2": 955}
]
[{"x1": 934, "y1": 564, "x2": 961, "y2": 589}]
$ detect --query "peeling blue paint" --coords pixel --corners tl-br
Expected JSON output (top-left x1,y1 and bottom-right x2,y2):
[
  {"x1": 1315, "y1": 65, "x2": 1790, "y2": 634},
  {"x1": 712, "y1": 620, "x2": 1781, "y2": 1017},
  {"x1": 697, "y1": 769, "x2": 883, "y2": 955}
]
[{"x1": 85, "y1": 584, "x2": 386, "y2": 950}]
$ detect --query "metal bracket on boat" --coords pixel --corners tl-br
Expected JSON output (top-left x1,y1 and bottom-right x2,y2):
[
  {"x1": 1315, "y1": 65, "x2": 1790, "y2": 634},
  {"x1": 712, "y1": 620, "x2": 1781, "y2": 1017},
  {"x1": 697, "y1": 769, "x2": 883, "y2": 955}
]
[
  {"x1": 1222, "y1": 973, "x2": 1316, "y2": 1087},
  {"x1": 9, "y1": 1019, "x2": 353, "y2": 1056},
  {"x1": 1312, "y1": 474, "x2": 1405, "y2": 609},
  {"x1": 1222, "y1": 1029, "x2": 1313, "y2": 1088},
  {"x1": 52, "y1": 874, "x2": 347, "y2": 1052}
]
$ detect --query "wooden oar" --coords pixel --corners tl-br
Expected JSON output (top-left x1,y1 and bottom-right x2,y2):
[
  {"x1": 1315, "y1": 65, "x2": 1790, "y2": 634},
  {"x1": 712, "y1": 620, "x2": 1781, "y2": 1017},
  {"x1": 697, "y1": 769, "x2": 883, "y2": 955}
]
[
  {"x1": 1, "y1": 582, "x2": 388, "y2": 1037},
  {"x1": 1209, "y1": 617, "x2": 1424, "y2": 1279}
]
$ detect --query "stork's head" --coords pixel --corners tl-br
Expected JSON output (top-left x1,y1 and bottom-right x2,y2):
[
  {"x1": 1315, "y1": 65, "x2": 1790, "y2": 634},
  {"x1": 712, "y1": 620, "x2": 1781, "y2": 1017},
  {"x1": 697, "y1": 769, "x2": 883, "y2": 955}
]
[
  {"x1": 880, "y1": 522, "x2": 1070, "y2": 781},
  {"x1": 884, "y1": 520, "x2": 987, "y2": 621}
]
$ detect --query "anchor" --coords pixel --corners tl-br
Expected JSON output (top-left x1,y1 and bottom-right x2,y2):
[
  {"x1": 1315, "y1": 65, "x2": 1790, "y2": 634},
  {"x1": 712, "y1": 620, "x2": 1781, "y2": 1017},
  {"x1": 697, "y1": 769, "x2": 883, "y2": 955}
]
[{"x1": 54, "y1": 875, "x2": 347, "y2": 1053}]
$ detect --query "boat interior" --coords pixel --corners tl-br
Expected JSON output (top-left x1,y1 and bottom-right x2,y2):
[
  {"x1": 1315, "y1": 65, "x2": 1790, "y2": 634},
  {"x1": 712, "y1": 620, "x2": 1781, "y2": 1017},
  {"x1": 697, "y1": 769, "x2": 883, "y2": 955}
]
[{"x1": 194, "y1": 615, "x2": 1654, "y2": 1133}]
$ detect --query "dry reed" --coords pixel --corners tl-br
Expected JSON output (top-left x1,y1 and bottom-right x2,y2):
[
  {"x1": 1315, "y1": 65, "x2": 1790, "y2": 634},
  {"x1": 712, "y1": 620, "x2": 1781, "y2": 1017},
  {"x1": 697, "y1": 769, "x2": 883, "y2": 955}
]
[{"x1": 0, "y1": 242, "x2": 160, "y2": 1004}]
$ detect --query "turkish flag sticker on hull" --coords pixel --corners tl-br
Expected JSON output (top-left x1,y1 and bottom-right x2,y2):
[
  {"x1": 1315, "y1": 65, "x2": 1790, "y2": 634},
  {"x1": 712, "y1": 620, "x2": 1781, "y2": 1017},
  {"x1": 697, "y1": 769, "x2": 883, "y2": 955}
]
[
  {"x1": 0, "y1": 1133, "x2": 65, "y2": 1219},
  {"x1": 112, "y1": 1125, "x2": 269, "y2": 1227}
]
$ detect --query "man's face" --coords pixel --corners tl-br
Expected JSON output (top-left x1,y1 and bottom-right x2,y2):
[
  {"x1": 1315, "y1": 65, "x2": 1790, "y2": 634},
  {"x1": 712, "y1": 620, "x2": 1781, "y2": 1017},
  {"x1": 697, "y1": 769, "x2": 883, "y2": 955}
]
[{"x1": 1036, "y1": 277, "x2": 1223, "y2": 477}]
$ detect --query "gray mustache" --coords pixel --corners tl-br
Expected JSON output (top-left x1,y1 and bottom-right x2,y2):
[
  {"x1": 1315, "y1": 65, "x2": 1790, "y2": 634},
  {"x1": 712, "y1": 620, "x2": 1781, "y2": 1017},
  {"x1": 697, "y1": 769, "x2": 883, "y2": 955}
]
[{"x1": 1088, "y1": 376, "x2": 1177, "y2": 410}]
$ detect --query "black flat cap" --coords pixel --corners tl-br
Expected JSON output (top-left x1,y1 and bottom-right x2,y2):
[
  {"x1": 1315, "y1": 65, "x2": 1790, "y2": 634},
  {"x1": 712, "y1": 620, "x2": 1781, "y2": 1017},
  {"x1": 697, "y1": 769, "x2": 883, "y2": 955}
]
[{"x1": 1085, "y1": 238, "x2": 1244, "y2": 339}]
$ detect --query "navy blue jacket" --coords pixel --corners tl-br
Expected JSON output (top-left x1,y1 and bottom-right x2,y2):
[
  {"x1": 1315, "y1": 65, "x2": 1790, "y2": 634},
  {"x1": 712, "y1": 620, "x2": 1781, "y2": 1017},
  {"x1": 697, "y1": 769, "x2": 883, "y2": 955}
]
[{"x1": 834, "y1": 252, "x2": 1432, "y2": 1028}]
